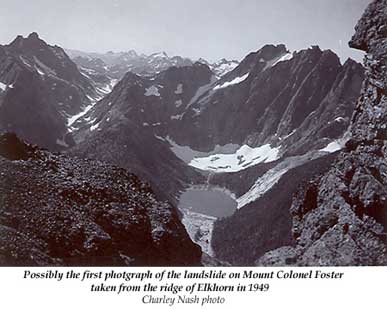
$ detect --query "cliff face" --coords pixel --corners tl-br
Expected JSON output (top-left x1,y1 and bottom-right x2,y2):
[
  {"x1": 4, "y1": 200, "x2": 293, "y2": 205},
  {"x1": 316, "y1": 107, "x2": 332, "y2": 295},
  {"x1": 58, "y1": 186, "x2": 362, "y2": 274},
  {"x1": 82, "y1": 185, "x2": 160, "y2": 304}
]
[
  {"x1": 0, "y1": 133, "x2": 202, "y2": 266},
  {"x1": 169, "y1": 45, "x2": 363, "y2": 156},
  {"x1": 211, "y1": 153, "x2": 338, "y2": 265},
  {"x1": 258, "y1": 0, "x2": 387, "y2": 266}
]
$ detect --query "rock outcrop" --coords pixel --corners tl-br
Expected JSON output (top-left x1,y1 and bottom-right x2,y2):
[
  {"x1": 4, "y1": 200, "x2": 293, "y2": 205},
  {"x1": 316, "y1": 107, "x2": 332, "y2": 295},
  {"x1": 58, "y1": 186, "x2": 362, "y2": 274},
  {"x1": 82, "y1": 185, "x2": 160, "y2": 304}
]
[
  {"x1": 0, "y1": 133, "x2": 201, "y2": 266},
  {"x1": 212, "y1": 153, "x2": 337, "y2": 265},
  {"x1": 258, "y1": 0, "x2": 387, "y2": 266}
]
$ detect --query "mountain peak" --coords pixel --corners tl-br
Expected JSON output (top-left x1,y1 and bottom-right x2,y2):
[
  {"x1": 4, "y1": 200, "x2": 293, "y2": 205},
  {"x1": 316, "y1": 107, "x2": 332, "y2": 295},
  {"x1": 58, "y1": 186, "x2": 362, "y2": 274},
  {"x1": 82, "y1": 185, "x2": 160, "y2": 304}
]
[
  {"x1": 9, "y1": 35, "x2": 24, "y2": 47},
  {"x1": 151, "y1": 51, "x2": 169, "y2": 59},
  {"x1": 8, "y1": 32, "x2": 46, "y2": 50},
  {"x1": 258, "y1": 44, "x2": 287, "y2": 55},
  {"x1": 197, "y1": 58, "x2": 210, "y2": 65},
  {"x1": 28, "y1": 32, "x2": 40, "y2": 40}
]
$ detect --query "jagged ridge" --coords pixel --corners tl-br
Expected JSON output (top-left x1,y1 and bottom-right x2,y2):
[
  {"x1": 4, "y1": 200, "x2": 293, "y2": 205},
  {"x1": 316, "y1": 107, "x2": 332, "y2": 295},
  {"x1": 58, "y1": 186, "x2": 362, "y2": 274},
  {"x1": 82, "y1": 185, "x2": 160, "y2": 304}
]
[{"x1": 257, "y1": 0, "x2": 387, "y2": 266}]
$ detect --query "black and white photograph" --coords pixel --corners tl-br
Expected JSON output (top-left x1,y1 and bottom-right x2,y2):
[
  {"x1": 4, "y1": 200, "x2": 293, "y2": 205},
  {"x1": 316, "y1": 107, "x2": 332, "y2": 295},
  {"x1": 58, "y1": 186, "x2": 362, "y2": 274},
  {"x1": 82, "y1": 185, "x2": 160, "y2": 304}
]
[{"x1": 0, "y1": 0, "x2": 385, "y2": 273}]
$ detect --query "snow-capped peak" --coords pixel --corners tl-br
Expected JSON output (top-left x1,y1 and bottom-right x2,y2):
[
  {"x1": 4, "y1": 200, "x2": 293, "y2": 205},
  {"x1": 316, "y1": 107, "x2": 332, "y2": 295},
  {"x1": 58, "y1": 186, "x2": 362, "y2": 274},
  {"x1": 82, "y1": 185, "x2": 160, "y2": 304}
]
[{"x1": 150, "y1": 52, "x2": 169, "y2": 59}]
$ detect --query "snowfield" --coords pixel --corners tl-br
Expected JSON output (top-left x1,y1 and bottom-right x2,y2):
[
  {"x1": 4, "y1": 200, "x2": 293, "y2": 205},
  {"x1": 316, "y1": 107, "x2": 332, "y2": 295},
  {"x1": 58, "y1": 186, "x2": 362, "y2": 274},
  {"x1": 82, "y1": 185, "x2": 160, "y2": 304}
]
[
  {"x1": 237, "y1": 151, "x2": 325, "y2": 208},
  {"x1": 189, "y1": 144, "x2": 280, "y2": 173},
  {"x1": 167, "y1": 136, "x2": 240, "y2": 164}
]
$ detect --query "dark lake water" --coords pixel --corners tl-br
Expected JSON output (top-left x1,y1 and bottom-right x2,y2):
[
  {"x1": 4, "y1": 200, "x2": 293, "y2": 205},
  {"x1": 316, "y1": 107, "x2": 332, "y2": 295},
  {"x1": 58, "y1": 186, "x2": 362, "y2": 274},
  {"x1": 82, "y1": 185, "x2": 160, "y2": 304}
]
[{"x1": 178, "y1": 188, "x2": 237, "y2": 218}]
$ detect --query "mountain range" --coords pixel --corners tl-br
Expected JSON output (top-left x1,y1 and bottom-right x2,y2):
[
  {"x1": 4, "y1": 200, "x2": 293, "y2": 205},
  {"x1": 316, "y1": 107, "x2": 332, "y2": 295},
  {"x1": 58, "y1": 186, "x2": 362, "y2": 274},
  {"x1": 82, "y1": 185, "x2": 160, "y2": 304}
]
[
  {"x1": 0, "y1": 0, "x2": 385, "y2": 266},
  {"x1": 66, "y1": 48, "x2": 239, "y2": 80}
]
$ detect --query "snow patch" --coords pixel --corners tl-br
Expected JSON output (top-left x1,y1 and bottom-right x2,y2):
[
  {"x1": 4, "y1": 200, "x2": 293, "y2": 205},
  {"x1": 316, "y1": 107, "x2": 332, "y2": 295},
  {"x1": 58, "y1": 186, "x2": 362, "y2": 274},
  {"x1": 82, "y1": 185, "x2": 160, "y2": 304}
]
[
  {"x1": 192, "y1": 107, "x2": 201, "y2": 116},
  {"x1": 144, "y1": 85, "x2": 161, "y2": 97},
  {"x1": 67, "y1": 94, "x2": 102, "y2": 131},
  {"x1": 33, "y1": 57, "x2": 56, "y2": 76},
  {"x1": 189, "y1": 144, "x2": 280, "y2": 173},
  {"x1": 334, "y1": 117, "x2": 345, "y2": 122},
  {"x1": 35, "y1": 66, "x2": 45, "y2": 76},
  {"x1": 0, "y1": 82, "x2": 7, "y2": 91},
  {"x1": 166, "y1": 136, "x2": 240, "y2": 164},
  {"x1": 319, "y1": 140, "x2": 343, "y2": 153},
  {"x1": 90, "y1": 122, "x2": 100, "y2": 131},
  {"x1": 67, "y1": 103, "x2": 95, "y2": 128},
  {"x1": 281, "y1": 129, "x2": 296, "y2": 140},
  {"x1": 175, "y1": 99, "x2": 183, "y2": 107},
  {"x1": 186, "y1": 75, "x2": 218, "y2": 110},
  {"x1": 171, "y1": 114, "x2": 183, "y2": 120},
  {"x1": 56, "y1": 138, "x2": 69, "y2": 148},
  {"x1": 174, "y1": 83, "x2": 183, "y2": 94},
  {"x1": 213, "y1": 73, "x2": 249, "y2": 90},
  {"x1": 110, "y1": 78, "x2": 118, "y2": 88},
  {"x1": 154, "y1": 135, "x2": 165, "y2": 141},
  {"x1": 19, "y1": 56, "x2": 32, "y2": 68},
  {"x1": 272, "y1": 52, "x2": 294, "y2": 67},
  {"x1": 237, "y1": 151, "x2": 325, "y2": 208}
]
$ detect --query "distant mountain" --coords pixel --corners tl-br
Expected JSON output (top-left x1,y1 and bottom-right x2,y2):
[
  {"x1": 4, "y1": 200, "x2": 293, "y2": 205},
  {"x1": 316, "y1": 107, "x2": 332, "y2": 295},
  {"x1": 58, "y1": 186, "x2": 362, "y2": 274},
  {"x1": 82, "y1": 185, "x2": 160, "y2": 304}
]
[
  {"x1": 0, "y1": 133, "x2": 201, "y2": 266},
  {"x1": 67, "y1": 49, "x2": 194, "y2": 79},
  {"x1": 198, "y1": 58, "x2": 240, "y2": 78},
  {"x1": 0, "y1": 33, "x2": 107, "y2": 150},
  {"x1": 67, "y1": 48, "x2": 239, "y2": 80}
]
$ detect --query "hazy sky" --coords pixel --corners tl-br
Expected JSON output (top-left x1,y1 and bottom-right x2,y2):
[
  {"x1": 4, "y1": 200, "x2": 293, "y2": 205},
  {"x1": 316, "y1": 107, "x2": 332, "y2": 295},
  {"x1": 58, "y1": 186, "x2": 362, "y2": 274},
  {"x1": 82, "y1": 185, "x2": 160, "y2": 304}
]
[{"x1": 0, "y1": 0, "x2": 371, "y2": 62}]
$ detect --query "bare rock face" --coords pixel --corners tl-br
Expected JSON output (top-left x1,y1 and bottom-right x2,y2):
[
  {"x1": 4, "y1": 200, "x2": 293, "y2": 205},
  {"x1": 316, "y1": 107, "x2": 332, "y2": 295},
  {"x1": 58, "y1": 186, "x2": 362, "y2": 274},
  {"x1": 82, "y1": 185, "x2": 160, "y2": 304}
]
[
  {"x1": 0, "y1": 133, "x2": 201, "y2": 266},
  {"x1": 169, "y1": 44, "x2": 363, "y2": 155},
  {"x1": 258, "y1": 0, "x2": 387, "y2": 266},
  {"x1": 0, "y1": 33, "x2": 99, "y2": 150}
]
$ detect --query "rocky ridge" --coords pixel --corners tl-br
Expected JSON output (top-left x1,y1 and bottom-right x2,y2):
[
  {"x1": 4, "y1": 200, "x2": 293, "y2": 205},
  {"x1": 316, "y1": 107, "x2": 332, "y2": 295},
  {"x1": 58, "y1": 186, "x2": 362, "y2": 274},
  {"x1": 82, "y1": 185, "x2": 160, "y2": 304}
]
[
  {"x1": 0, "y1": 133, "x2": 201, "y2": 266},
  {"x1": 169, "y1": 45, "x2": 364, "y2": 157},
  {"x1": 257, "y1": 0, "x2": 387, "y2": 266},
  {"x1": 0, "y1": 33, "x2": 105, "y2": 150}
]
